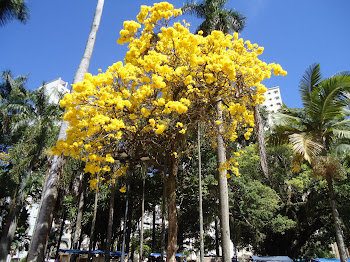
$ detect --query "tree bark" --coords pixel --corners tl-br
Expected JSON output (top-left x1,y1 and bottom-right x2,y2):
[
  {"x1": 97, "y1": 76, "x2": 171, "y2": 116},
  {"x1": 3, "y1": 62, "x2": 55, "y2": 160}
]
[
  {"x1": 121, "y1": 169, "x2": 132, "y2": 262},
  {"x1": 198, "y1": 123, "x2": 205, "y2": 262},
  {"x1": 166, "y1": 155, "x2": 178, "y2": 262},
  {"x1": 326, "y1": 173, "x2": 348, "y2": 262},
  {"x1": 140, "y1": 171, "x2": 145, "y2": 261},
  {"x1": 106, "y1": 180, "x2": 116, "y2": 262},
  {"x1": 161, "y1": 168, "x2": 167, "y2": 261},
  {"x1": 27, "y1": 1, "x2": 104, "y2": 261},
  {"x1": 70, "y1": 173, "x2": 86, "y2": 262},
  {"x1": 56, "y1": 211, "x2": 67, "y2": 259},
  {"x1": 216, "y1": 101, "x2": 231, "y2": 262},
  {"x1": 215, "y1": 217, "x2": 220, "y2": 256},
  {"x1": 253, "y1": 105, "x2": 269, "y2": 180},
  {"x1": 152, "y1": 204, "x2": 156, "y2": 251},
  {"x1": 0, "y1": 194, "x2": 22, "y2": 261},
  {"x1": 88, "y1": 177, "x2": 99, "y2": 262}
]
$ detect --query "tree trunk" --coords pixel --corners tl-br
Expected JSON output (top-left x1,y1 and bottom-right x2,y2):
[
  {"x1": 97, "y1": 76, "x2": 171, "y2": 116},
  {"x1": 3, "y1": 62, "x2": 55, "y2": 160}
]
[
  {"x1": 106, "y1": 180, "x2": 117, "y2": 262},
  {"x1": 71, "y1": 173, "x2": 86, "y2": 249},
  {"x1": 88, "y1": 177, "x2": 100, "y2": 262},
  {"x1": 166, "y1": 155, "x2": 178, "y2": 262},
  {"x1": 0, "y1": 195, "x2": 22, "y2": 261},
  {"x1": 198, "y1": 124, "x2": 205, "y2": 262},
  {"x1": 126, "y1": 196, "x2": 133, "y2": 254},
  {"x1": 216, "y1": 101, "x2": 231, "y2": 262},
  {"x1": 161, "y1": 168, "x2": 167, "y2": 261},
  {"x1": 70, "y1": 173, "x2": 86, "y2": 262},
  {"x1": 253, "y1": 105, "x2": 269, "y2": 180},
  {"x1": 152, "y1": 204, "x2": 156, "y2": 251},
  {"x1": 140, "y1": 172, "x2": 145, "y2": 261},
  {"x1": 121, "y1": 169, "x2": 132, "y2": 262},
  {"x1": 326, "y1": 173, "x2": 348, "y2": 262},
  {"x1": 27, "y1": 1, "x2": 104, "y2": 261},
  {"x1": 215, "y1": 217, "x2": 220, "y2": 256},
  {"x1": 56, "y1": 211, "x2": 67, "y2": 259}
]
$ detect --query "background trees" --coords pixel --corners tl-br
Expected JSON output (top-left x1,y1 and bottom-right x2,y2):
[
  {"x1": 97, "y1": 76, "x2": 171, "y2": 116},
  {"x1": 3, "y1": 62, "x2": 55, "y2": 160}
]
[{"x1": 271, "y1": 63, "x2": 350, "y2": 261}]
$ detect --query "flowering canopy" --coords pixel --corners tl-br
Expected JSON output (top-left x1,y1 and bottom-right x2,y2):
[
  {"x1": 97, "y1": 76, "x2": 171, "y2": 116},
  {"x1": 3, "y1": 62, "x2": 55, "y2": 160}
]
[{"x1": 53, "y1": 2, "x2": 286, "y2": 186}]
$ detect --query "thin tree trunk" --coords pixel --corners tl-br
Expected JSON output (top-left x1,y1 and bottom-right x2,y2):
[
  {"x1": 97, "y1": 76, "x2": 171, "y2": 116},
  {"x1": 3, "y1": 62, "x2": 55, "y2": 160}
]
[
  {"x1": 216, "y1": 101, "x2": 231, "y2": 262},
  {"x1": 106, "y1": 180, "x2": 117, "y2": 262},
  {"x1": 56, "y1": 211, "x2": 67, "y2": 259},
  {"x1": 0, "y1": 195, "x2": 22, "y2": 261},
  {"x1": 88, "y1": 176, "x2": 100, "y2": 262},
  {"x1": 27, "y1": 1, "x2": 104, "y2": 261},
  {"x1": 152, "y1": 204, "x2": 156, "y2": 251},
  {"x1": 215, "y1": 217, "x2": 220, "y2": 256},
  {"x1": 198, "y1": 123, "x2": 205, "y2": 262},
  {"x1": 71, "y1": 173, "x2": 86, "y2": 249},
  {"x1": 121, "y1": 169, "x2": 132, "y2": 262},
  {"x1": 70, "y1": 173, "x2": 86, "y2": 262},
  {"x1": 140, "y1": 171, "x2": 145, "y2": 261},
  {"x1": 126, "y1": 196, "x2": 133, "y2": 254},
  {"x1": 253, "y1": 105, "x2": 269, "y2": 180},
  {"x1": 326, "y1": 173, "x2": 348, "y2": 262},
  {"x1": 166, "y1": 155, "x2": 178, "y2": 262},
  {"x1": 161, "y1": 168, "x2": 167, "y2": 261}
]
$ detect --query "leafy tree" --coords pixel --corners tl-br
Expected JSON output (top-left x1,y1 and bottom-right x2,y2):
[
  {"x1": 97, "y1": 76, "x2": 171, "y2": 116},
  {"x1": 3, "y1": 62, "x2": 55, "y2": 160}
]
[
  {"x1": 272, "y1": 63, "x2": 350, "y2": 262},
  {"x1": 0, "y1": 0, "x2": 29, "y2": 26}
]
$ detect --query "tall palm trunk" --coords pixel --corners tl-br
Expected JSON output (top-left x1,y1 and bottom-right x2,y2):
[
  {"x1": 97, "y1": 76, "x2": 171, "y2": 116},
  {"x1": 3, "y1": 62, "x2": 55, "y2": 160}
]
[
  {"x1": 198, "y1": 123, "x2": 205, "y2": 262},
  {"x1": 326, "y1": 173, "x2": 348, "y2": 262},
  {"x1": 26, "y1": 1, "x2": 104, "y2": 261},
  {"x1": 253, "y1": 105, "x2": 269, "y2": 180},
  {"x1": 216, "y1": 101, "x2": 231, "y2": 262},
  {"x1": 106, "y1": 180, "x2": 117, "y2": 262}
]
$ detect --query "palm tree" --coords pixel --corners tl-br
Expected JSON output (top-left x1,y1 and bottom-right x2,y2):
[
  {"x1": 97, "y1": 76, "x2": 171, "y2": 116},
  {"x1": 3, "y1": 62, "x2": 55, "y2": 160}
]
[
  {"x1": 0, "y1": 0, "x2": 29, "y2": 26},
  {"x1": 182, "y1": 0, "x2": 245, "y2": 36},
  {"x1": 182, "y1": 2, "x2": 245, "y2": 262},
  {"x1": 26, "y1": 1, "x2": 104, "y2": 261},
  {"x1": 0, "y1": 78, "x2": 63, "y2": 261},
  {"x1": 272, "y1": 63, "x2": 350, "y2": 262}
]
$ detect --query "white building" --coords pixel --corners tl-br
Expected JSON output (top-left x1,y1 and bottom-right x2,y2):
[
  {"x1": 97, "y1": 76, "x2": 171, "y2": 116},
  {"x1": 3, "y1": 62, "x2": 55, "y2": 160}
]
[
  {"x1": 39, "y1": 77, "x2": 70, "y2": 104},
  {"x1": 262, "y1": 86, "x2": 282, "y2": 112}
]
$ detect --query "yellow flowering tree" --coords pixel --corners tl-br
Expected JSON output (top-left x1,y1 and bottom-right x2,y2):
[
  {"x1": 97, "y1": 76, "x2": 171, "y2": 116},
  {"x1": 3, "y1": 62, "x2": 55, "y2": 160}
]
[{"x1": 55, "y1": 2, "x2": 286, "y2": 261}]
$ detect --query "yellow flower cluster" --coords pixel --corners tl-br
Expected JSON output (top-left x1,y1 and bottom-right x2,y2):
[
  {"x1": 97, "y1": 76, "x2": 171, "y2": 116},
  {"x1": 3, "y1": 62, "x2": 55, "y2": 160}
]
[
  {"x1": 0, "y1": 152, "x2": 10, "y2": 166},
  {"x1": 53, "y1": 2, "x2": 286, "y2": 186}
]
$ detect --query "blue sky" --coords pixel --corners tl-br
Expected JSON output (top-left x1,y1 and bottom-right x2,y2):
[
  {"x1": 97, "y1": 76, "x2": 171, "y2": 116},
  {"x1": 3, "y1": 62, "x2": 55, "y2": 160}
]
[{"x1": 1, "y1": 0, "x2": 350, "y2": 108}]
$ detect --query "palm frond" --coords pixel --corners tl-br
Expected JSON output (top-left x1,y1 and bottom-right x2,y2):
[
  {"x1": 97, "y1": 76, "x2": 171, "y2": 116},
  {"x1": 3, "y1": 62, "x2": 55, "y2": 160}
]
[
  {"x1": 317, "y1": 74, "x2": 350, "y2": 123},
  {"x1": 333, "y1": 144, "x2": 350, "y2": 157},
  {"x1": 299, "y1": 63, "x2": 322, "y2": 110},
  {"x1": 272, "y1": 112, "x2": 304, "y2": 130},
  {"x1": 289, "y1": 133, "x2": 323, "y2": 163},
  {"x1": 332, "y1": 129, "x2": 350, "y2": 139},
  {"x1": 182, "y1": 1, "x2": 206, "y2": 18}
]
